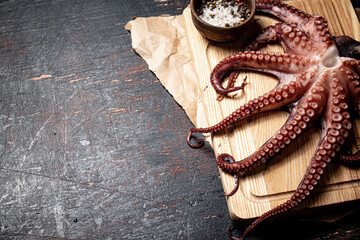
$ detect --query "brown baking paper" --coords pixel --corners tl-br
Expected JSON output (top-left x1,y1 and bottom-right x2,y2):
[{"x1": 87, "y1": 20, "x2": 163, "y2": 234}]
[{"x1": 125, "y1": 13, "x2": 209, "y2": 130}]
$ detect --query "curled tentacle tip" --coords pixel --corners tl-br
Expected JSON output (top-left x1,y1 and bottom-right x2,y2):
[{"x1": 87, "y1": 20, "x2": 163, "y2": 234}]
[
  {"x1": 220, "y1": 153, "x2": 240, "y2": 197},
  {"x1": 218, "y1": 153, "x2": 236, "y2": 163},
  {"x1": 186, "y1": 129, "x2": 205, "y2": 148},
  {"x1": 224, "y1": 173, "x2": 239, "y2": 197},
  {"x1": 217, "y1": 94, "x2": 226, "y2": 101},
  {"x1": 215, "y1": 73, "x2": 248, "y2": 101},
  {"x1": 224, "y1": 190, "x2": 236, "y2": 197},
  {"x1": 241, "y1": 75, "x2": 248, "y2": 85}
]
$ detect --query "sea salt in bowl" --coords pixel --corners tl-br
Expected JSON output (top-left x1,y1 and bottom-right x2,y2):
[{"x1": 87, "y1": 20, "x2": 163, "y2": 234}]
[{"x1": 191, "y1": 0, "x2": 255, "y2": 42}]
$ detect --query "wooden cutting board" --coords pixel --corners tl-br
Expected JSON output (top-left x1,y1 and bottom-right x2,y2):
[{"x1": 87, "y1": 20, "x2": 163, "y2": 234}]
[{"x1": 183, "y1": 0, "x2": 360, "y2": 220}]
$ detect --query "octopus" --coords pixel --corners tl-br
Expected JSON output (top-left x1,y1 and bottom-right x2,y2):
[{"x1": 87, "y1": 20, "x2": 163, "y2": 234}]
[{"x1": 186, "y1": 0, "x2": 360, "y2": 239}]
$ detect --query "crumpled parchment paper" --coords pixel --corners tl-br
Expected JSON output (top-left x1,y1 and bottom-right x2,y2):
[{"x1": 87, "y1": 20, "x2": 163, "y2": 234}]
[{"x1": 125, "y1": 12, "x2": 208, "y2": 129}]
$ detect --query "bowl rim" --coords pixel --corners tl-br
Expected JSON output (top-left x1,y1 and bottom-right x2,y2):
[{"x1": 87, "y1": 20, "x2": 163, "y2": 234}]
[{"x1": 190, "y1": 0, "x2": 256, "y2": 30}]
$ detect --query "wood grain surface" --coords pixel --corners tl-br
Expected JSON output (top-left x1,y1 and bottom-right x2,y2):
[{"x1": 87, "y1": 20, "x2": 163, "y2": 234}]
[
  {"x1": 0, "y1": 1, "x2": 360, "y2": 240},
  {"x1": 183, "y1": 0, "x2": 360, "y2": 221}
]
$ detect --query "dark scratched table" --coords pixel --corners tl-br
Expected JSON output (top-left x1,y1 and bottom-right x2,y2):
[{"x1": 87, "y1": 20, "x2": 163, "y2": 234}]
[{"x1": 1, "y1": 1, "x2": 360, "y2": 239}]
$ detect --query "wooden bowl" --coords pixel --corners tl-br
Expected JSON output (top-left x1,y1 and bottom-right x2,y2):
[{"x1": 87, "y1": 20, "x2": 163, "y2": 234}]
[{"x1": 190, "y1": 0, "x2": 256, "y2": 43}]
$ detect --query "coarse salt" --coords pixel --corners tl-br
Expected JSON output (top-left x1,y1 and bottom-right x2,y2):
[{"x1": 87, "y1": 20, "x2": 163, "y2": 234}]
[{"x1": 198, "y1": 0, "x2": 250, "y2": 27}]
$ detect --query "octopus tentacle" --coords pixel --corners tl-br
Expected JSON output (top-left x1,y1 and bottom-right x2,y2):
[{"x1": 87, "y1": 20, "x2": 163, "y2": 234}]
[
  {"x1": 221, "y1": 154, "x2": 240, "y2": 197},
  {"x1": 256, "y1": 0, "x2": 311, "y2": 24},
  {"x1": 224, "y1": 174, "x2": 239, "y2": 197},
  {"x1": 235, "y1": 101, "x2": 351, "y2": 240},
  {"x1": 339, "y1": 150, "x2": 360, "y2": 165},
  {"x1": 245, "y1": 23, "x2": 284, "y2": 50},
  {"x1": 187, "y1": 130, "x2": 205, "y2": 148},
  {"x1": 211, "y1": 51, "x2": 312, "y2": 95},
  {"x1": 216, "y1": 73, "x2": 247, "y2": 101},
  {"x1": 246, "y1": 22, "x2": 313, "y2": 56},
  {"x1": 216, "y1": 92, "x2": 325, "y2": 174},
  {"x1": 343, "y1": 61, "x2": 360, "y2": 113},
  {"x1": 187, "y1": 80, "x2": 305, "y2": 148},
  {"x1": 339, "y1": 63, "x2": 360, "y2": 166},
  {"x1": 256, "y1": 0, "x2": 332, "y2": 49}
]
